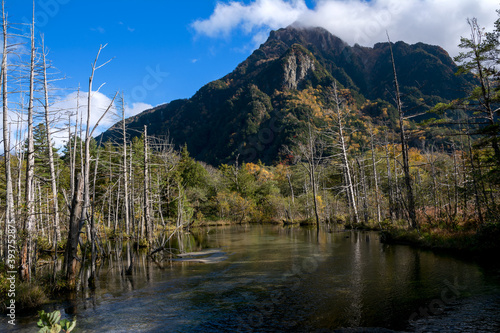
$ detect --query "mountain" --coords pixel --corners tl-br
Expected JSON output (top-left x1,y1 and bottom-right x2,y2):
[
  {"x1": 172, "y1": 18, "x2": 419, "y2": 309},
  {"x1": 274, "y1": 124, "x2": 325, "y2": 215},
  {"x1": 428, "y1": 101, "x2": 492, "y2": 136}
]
[{"x1": 98, "y1": 26, "x2": 474, "y2": 165}]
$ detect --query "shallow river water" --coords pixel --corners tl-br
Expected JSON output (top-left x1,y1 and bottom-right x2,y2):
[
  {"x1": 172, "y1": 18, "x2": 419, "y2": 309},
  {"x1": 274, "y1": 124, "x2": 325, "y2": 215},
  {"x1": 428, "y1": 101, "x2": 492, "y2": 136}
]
[{"x1": 6, "y1": 225, "x2": 500, "y2": 332}]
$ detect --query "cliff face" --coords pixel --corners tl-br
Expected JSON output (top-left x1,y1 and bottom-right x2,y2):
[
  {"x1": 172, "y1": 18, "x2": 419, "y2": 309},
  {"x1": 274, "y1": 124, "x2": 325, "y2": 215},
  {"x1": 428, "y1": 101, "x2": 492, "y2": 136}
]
[
  {"x1": 283, "y1": 47, "x2": 316, "y2": 90},
  {"x1": 98, "y1": 26, "x2": 474, "y2": 165}
]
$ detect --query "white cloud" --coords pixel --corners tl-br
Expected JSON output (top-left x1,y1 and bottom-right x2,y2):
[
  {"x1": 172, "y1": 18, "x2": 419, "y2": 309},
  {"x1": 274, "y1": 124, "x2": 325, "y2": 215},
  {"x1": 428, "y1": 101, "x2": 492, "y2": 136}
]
[
  {"x1": 0, "y1": 90, "x2": 114, "y2": 153},
  {"x1": 192, "y1": 0, "x2": 499, "y2": 56},
  {"x1": 47, "y1": 91, "x2": 145, "y2": 145},
  {"x1": 45, "y1": 90, "x2": 118, "y2": 148},
  {"x1": 192, "y1": 0, "x2": 308, "y2": 47},
  {"x1": 51, "y1": 91, "x2": 117, "y2": 132},
  {"x1": 125, "y1": 102, "x2": 153, "y2": 117},
  {"x1": 0, "y1": 91, "x2": 153, "y2": 154}
]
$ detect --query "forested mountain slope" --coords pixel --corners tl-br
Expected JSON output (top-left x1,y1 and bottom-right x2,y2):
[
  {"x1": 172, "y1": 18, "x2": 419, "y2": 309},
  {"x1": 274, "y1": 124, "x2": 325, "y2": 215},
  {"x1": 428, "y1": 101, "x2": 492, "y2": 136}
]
[{"x1": 98, "y1": 26, "x2": 474, "y2": 165}]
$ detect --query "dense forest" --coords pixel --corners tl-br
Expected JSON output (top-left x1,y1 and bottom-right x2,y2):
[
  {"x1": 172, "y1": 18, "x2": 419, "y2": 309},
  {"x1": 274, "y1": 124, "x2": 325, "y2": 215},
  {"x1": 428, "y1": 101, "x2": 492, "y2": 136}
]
[{"x1": 1, "y1": 1, "x2": 500, "y2": 319}]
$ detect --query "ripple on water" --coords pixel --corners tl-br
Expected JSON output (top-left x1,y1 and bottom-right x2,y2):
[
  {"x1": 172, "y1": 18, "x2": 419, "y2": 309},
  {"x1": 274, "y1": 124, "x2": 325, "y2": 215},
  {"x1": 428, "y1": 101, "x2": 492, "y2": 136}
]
[{"x1": 4, "y1": 227, "x2": 500, "y2": 333}]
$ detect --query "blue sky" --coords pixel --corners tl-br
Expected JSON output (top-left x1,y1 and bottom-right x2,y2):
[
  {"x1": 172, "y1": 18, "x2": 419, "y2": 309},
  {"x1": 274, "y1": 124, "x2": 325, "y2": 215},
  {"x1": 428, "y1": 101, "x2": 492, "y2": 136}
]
[
  {"x1": 7, "y1": 1, "x2": 258, "y2": 108},
  {"x1": 4, "y1": 0, "x2": 498, "y2": 138}
]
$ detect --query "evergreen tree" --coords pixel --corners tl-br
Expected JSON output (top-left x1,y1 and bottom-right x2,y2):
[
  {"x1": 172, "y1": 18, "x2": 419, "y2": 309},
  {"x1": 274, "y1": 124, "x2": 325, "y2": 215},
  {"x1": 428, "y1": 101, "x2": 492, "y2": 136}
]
[{"x1": 454, "y1": 18, "x2": 500, "y2": 166}]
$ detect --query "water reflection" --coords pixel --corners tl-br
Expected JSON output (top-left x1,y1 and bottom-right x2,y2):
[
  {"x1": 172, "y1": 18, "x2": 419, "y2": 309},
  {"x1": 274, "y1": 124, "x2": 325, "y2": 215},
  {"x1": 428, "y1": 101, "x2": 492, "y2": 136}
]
[{"x1": 7, "y1": 225, "x2": 500, "y2": 332}]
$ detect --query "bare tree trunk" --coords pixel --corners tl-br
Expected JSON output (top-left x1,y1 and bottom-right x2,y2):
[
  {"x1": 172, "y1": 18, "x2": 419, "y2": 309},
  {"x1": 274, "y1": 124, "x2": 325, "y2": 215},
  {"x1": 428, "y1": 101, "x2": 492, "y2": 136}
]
[
  {"x1": 466, "y1": 126, "x2": 484, "y2": 224},
  {"x1": 357, "y1": 158, "x2": 369, "y2": 224},
  {"x1": 79, "y1": 109, "x2": 84, "y2": 172},
  {"x1": 114, "y1": 179, "x2": 121, "y2": 234},
  {"x1": 68, "y1": 114, "x2": 74, "y2": 197},
  {"x1": 82, "y1": 51, "x2": 99, "y2": 245},
  {"x1": 452, "y1": 145, "x2": 459, "y2": 218},
  {"x1": 307, "y1": 123, "x2": 321, "y2": 232},
  {"x1": 20, "y1": 11, "x2": 37, "y2": 281},
  {"x1": 15, "y1": 118, "x2": 24, "y2": 223},
  {"x1": 428, "y1": 147, "x2": 439, "y2": 221},
  {"x1": 14, "y1": 122, "x2": 21, "y2": 218},
  {"x1": 122, "y1": 96, "x2": 130, "y2": 236},
  {"x1": 69, "y1": 90, "x2": 80, "y2": 199},
  {"x1": 41, "y1": 37, "x2": 61, "y2": 244},
  {"x1": 332, "y1": 83, "x2": 358, "y2": 225},
  {"x1": 388, "y1": 34, "x2": 417, "y2": 229},
  {"x1": 370, "y1": 125, "x2": 382, "y2": 226},
  {"x1": 286, "y1": 173, "x2": 294, "y2": 204},
  {"x1": 1, "y1": 0, "x2": 15, "y2": 263},
  {"x1": 144, "y1": 125, "x2": 152, "y2": 247},
  {"x1": 107, "y1": 150, "x2": 113, "y2": 229},
  {"x1": 176, "y1": 183, "x2": 183, "y2": 227},
  {"x1": 39, "y1": 183, "x2": 44, "y2": 238},
  {"x1": 286, "y1": 172, "x2": 295, "y2": 223},
  {"x1": 130, "y1": 146, "x2": 135, "y2": 237},
  {"x1": 82, "y1": 45, "x2": 115, "y2": 243},
  {"x1": 65, "y1": 174, "x2": 84, "y2": 289},
  {"x1": 89, "y1": 143, "x2": 102, "y2": 287},
  {"x1": 384, "y1": 132, "x2": 395, "y2": 222},
  {"x1": 67, "y1": 46, "x2": 115, "y2": 287},
  {"x1": 392, "y1": 138, "x2": 402, "y2": 220}
]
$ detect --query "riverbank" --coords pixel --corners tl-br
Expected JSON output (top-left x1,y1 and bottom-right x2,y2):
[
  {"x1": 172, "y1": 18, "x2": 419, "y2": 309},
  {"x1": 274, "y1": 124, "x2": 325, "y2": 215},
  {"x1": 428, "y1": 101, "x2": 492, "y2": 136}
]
[{"x1": 379, "y1": 222, "x2": 500, "y2": 258}]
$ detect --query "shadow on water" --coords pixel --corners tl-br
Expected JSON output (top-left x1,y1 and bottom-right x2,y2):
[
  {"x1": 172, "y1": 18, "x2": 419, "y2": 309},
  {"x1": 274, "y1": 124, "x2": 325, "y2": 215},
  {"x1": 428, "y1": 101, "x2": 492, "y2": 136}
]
[{"x1": 6, "y1": 225, "x2": 500, "y2": 332}]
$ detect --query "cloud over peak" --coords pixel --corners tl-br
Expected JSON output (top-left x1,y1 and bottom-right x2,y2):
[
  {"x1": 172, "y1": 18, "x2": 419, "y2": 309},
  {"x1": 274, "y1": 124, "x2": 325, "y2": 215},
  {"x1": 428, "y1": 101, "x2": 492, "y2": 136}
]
[
  {"x1": 192, "y1": 0, "x2": 499, "y2": 56},
  {"x1": 192, "y1": 0, "x2": 308, "y2": 38}
]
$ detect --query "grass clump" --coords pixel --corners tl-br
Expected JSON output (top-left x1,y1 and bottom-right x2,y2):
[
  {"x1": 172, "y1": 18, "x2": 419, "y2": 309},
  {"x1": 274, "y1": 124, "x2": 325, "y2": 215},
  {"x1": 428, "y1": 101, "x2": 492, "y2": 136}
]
[{"x1": 16, "y1": 282, "x2": 49, "y2": 310}]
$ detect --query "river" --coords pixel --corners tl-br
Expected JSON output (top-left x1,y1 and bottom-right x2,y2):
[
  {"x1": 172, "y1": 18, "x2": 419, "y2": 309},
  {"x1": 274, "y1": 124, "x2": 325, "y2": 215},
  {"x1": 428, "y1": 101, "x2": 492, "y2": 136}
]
[{"x1": 6, "y1": 225, "x2": 500, "y2": 332}]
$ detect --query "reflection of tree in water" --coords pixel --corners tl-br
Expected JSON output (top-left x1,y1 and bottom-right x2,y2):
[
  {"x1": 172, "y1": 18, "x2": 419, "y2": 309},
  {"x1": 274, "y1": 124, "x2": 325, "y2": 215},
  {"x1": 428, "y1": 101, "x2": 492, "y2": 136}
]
[
  {"x1": 17, "y1": 227, "x2": 497, "y2": 333},
  {"x1": 348, "y1": 232, "x2": 363, "y2": 327}
]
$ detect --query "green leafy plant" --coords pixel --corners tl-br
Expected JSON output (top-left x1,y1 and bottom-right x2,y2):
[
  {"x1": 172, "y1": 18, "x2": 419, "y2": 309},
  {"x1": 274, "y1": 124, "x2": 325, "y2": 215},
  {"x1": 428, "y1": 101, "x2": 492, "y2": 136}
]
[{"x1": 37, "y1": 310, "x2": 76, "y2": 333}]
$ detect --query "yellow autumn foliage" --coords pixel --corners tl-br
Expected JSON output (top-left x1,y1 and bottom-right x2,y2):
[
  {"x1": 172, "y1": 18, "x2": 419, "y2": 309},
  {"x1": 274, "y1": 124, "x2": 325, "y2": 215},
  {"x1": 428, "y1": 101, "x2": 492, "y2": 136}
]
[{"x1": 245, "y1": 162, "x2": 274, "y2": 183}]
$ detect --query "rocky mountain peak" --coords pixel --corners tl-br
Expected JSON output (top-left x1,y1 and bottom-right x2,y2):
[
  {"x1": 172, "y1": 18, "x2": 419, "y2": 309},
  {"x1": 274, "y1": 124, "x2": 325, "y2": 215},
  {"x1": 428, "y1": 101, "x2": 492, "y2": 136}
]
[
  {"x1": 269, "y1": 25, "x2": 348, "y2": 54},
  {"x1": 98, "y1": 26, "x2": 475, "y2": 165}
]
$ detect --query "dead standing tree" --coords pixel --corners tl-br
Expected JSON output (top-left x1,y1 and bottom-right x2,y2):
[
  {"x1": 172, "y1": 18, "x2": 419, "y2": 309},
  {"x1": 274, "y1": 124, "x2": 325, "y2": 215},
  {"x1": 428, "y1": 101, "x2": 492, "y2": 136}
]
[
  {"x1": 121, "y1": 95, "x2": 130, "y2": 236},
  {"x1": 387, "y1": 34, "x2": 418, "y2": 230},
  {"x1": 287, "y1": 121, "x2": 325, "y2": 232},
  {"x1": 325, "y1": 83, "x2": 359, "y2": 225},
  {"x1": 64, "y1": 173, "x2": 84, "y2": 288},
  {"x1": 143, "y1": 125, "x2": 152, "y2": 247},
  {"x1": 1, "y1": 0, "x2": 15, "y2": 262},
  {"x1": 20, "y1": 7, "x2": 37, "y2": 281},
  {"x1": 369, "y1": 124, "x2": 382, "y2": 226},
  {"x1": 82, "y1": 44, "x2": 114, "y2": 244},
  {"x1": 41, "y1": 36, "x2": 61, "y2": 246},
  {"x1": 64, "y1": 45, "x2": 116, "y2": 288}
]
